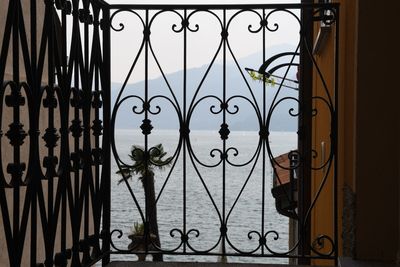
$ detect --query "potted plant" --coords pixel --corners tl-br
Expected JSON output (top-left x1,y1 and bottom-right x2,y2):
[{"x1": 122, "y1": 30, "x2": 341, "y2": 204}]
[
  {"x1": 117, "y1": 144, "x2": 172, "y2": 261},
  {"x1": 128, "y1": 222, "x2": 157, "y2": 261}
]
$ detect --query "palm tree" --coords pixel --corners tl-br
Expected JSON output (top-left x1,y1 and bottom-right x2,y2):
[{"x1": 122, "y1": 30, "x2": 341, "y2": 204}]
[{"x1": 117, "y1": 143, "x2": 172, "y2": 261}]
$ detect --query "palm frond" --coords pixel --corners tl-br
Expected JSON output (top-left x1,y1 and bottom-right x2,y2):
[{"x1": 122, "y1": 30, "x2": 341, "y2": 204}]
[
  {"x1": 116, "y1": 143, "x2": 172, "y2": 188},
  {"x1": 116, "y1": 167, "x2": 133, "y2": 185}
]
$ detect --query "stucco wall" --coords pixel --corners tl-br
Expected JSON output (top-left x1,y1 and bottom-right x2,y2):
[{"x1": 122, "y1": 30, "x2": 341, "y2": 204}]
[
  {"x1": 310, "y1": 1, "x2": 353, "y2": 263},
  {"x1": 1, "y1": 0, "x2": 101, "y2": 264},
  {"x1": 310, "y1": 0, "x2": 400, "y2": 263},
  {"x1": 0, "y1": 0, "x2": 84, "y2": 265},
  {"x1": 0, "y1": 1, "x2": 48, "y2": 265}
]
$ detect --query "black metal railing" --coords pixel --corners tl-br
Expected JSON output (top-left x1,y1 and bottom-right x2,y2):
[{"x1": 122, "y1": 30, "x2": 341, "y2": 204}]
[
  {"x1": 108, "y1": 2, "x2": 339, "y2": 264},
  {"x1": 1, "y1": 0, "x2": 110, "y2": 266}
]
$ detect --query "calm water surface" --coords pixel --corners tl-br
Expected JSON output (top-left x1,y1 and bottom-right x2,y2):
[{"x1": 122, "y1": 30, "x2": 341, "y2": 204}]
[{"x1": 110, "y1": 129, "x2": 297, "y2": 264}]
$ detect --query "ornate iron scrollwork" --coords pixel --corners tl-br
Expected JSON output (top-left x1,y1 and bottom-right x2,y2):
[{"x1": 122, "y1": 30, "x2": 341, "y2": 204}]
[
  {"x1": 109, "y1": 2, "x2": 339, "y2": 263},
  {"x1": 0, "y1": 0, "x2": 110, "y2": 266}
]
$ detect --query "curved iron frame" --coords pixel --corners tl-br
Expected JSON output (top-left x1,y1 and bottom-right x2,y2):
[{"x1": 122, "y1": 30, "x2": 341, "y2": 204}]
[{"x1": 108, "y1": 2, "x2": 339, "y2": 264}]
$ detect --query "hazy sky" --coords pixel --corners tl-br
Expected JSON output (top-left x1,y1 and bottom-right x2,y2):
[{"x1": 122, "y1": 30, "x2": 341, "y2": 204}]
[{"x1": 106, "y1": 0, "x2": 300, "y2": 83}]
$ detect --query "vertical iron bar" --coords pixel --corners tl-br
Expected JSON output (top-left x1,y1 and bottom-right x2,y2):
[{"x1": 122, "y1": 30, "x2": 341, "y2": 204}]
[
  {"x1": 333, "y1": 5, "x2": 340, "y2": 265},
  {"x1": 73, "y1": 3, "x2": 81, "y2": 263},
  {"x1": 47, "y1": 1, "x2": 56, "y2": 264},
  {"x1": 61, "y1": 4, "x2": 68, "y2": 257},
  {"x1": 69, "y1": 3, "x2": 81, "y2": 265},
  {"x1": 0, "y1": 0, "x2": 13, "y2": 82},
  {"x1": 261, "y1": 7, "x2": 266, "y2": 256},
  {"x1": 93, "y1": 17, "x2": 101, "y2": 257},
  {"x1": 31, "y1": 186, "x2": 37, "y2": 267},
  {"x1": 183, "y1": 8, "x2": 187, "y2": 254},
  {"x1": 31, "y1": 180, "x2": 37, "y2": 267},
  {"x1": 30, "y1": 0, "x2": 37, "y2": 83},
  {"x1": 30, "y1": 1, "x2": 38, "y2": 265},
  {"x1": 298, "y1": 3, "x2": 313, "y2": 264},
  {"x1": 94, "y1": 13, "x2": 100, "y2": 217},
  {"x1": 101, "y1": 6, "x2": 111, "y2": 266},
  {"x1": 221, "y1": 8, "x2": 227, "y2": 257},
  {"x1": 83, "y1": 2, "x2": 90, "y2": 262},
  {"x1": 92, "y1": 8, "x2": 103, "y2": 257},
  {"x1": 144, "y1": 8, "x2": 149, "y2": 253},
  {"x1": 12, "y1": 0, "x2": 20, "y2": 265}
]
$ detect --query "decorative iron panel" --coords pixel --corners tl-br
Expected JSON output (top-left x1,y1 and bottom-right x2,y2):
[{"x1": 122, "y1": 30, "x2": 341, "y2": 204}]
[
  {"x1": 108, "y1": 2, "x2": 339, "y2": 263},
  {"x1": 0, "y1": 0, "x2": 110, "y2": 266}
]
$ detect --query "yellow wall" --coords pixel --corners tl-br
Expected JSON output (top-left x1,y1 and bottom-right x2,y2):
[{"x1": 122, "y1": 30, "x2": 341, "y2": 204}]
[
  {"x1": 310, "y1": 0, "x2": 359, "y2": 264},
  {"x1": 310, "y1": 19, "x2": 336, "y2": 266},
  {"x1": 311, "y1": 0, "x2": 400, "y2": 264}
]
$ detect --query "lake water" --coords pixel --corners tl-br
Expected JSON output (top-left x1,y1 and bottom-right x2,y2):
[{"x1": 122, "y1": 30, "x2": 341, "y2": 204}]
[{"x1": 109, "y1": 129, "x2": 297, "y2": 264}]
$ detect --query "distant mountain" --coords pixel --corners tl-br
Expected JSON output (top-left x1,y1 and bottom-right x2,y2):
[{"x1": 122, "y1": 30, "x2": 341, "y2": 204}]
[{"x1": 111, "y1": 44, "x2": 299, "y2": 132}]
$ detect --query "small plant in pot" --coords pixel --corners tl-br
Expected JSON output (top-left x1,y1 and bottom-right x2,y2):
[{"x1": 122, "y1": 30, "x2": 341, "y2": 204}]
[{"x1": 128, "y1": 222, "x2": 157, "y2": 261}]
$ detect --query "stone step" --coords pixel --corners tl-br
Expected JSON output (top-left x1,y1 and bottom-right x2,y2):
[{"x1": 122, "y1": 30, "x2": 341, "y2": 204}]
[{"x1": 107, "y1": 262, "x2": 300, "y2": 267}]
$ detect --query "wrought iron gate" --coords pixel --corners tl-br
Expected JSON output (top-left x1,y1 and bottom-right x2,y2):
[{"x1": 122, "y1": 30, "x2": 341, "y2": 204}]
[
  {"x1": 0, "y1": 0, "x2": 339, "y2": 266},
  {"x1": 108, "y1": 1, "x2": 339, "y2": 265},
  {"x1": 0, "y1": 0, "x2": 110, "y2": 266}
]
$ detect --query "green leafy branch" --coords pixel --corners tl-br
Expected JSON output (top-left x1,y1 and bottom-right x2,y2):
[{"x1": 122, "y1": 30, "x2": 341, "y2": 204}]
[{"x1": 248, "y1": 70, "x2": 276, "y2": 86}]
